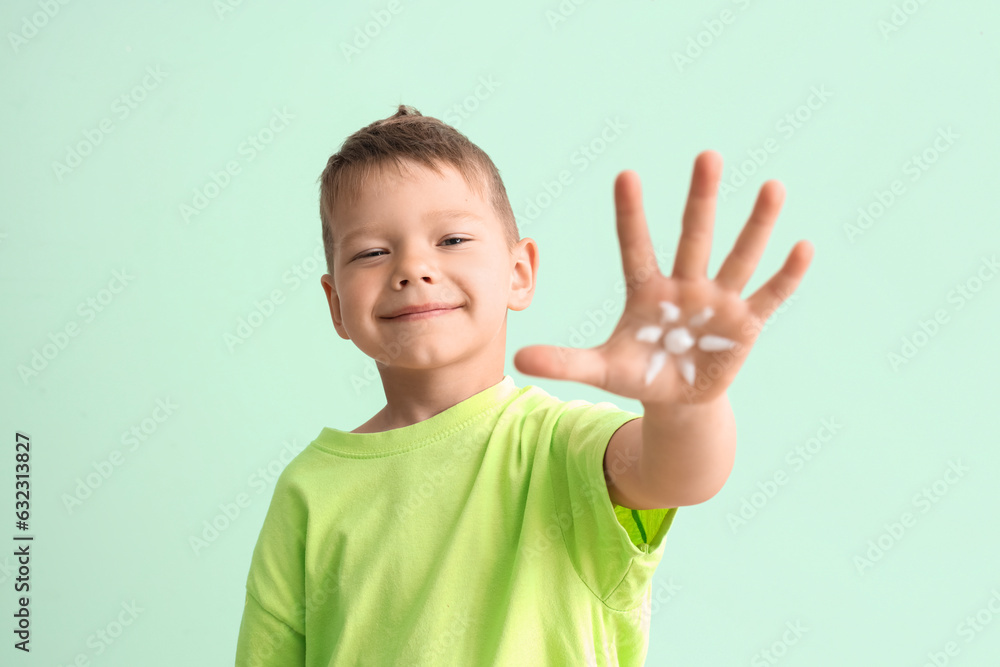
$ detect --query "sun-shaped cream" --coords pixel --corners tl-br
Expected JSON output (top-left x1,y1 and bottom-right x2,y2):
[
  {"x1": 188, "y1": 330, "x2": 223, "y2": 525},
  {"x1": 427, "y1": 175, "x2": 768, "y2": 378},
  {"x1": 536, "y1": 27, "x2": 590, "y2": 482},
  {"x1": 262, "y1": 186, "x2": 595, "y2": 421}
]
[{"x1": 634, "y1": 301, "x2": 737, "y2": 386}]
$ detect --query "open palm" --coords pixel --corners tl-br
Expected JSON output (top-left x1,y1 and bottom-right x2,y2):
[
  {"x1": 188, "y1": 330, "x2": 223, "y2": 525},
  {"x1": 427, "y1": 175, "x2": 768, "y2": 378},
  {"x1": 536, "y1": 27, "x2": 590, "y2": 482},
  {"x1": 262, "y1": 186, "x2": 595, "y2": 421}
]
[{"x1": 513, "y1": 150, "x2": 814, "y2": 405}]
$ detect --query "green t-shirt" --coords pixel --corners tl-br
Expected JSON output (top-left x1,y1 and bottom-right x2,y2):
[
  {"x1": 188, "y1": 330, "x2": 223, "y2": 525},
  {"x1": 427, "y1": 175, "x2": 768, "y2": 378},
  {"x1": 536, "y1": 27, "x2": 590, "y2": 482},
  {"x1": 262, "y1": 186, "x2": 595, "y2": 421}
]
[{"x1": 235, "y1": 375, "x2": 677, "y2": 666}]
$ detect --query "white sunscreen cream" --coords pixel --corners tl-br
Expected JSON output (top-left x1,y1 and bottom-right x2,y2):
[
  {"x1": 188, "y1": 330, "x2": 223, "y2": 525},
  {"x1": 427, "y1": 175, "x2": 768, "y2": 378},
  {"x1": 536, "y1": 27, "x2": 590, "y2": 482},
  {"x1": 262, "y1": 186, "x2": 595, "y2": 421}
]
[
  {"x1": 635, "y1": 300, "x2": 737, "y2": 386},
  {"x1": 635, "y1": 325, "x2": 664, "y2": 343},
  {"x1": 644, "y1": 349, "x2": 667, "y2": 386}
]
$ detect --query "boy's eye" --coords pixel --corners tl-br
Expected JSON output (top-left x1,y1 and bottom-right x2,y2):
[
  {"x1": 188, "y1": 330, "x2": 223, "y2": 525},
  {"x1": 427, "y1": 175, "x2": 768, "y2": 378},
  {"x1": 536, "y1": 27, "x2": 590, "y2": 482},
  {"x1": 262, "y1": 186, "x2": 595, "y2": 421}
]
[
  {"x1": 354, "y1": 238, "x2": 468, "y2": 260},
  {"x1": 348, "y1": 250, "x2": 382, "y2": 261}
]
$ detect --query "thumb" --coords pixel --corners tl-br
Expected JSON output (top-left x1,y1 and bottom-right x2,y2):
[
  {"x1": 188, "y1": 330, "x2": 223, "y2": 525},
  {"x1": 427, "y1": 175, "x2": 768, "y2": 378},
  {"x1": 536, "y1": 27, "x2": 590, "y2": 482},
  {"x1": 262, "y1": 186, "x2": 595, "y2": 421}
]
[{"x1": 513, "y1": 344, "x2": 606, "y2": 387}]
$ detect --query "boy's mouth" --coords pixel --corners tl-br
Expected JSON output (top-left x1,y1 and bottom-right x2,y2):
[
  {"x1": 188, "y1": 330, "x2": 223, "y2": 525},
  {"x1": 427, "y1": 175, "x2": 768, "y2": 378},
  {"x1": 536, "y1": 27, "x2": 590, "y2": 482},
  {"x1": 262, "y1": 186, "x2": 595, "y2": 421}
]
[{"x1": 382, "y1": 303, "x2": 463, "y2": 321}]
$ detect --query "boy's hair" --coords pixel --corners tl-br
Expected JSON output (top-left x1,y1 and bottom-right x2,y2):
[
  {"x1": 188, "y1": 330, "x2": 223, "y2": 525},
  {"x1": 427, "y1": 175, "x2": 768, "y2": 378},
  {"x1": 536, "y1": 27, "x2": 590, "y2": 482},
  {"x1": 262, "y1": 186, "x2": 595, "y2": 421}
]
[{"x1": 317, "y1": 104, "x2": 520, "y2": 276}]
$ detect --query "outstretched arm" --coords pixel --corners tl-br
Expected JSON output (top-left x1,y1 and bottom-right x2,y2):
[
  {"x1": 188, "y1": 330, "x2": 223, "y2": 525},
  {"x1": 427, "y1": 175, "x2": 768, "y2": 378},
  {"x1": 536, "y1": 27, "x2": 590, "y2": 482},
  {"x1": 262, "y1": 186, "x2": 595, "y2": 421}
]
[{"x1": 514, "y1": 150, "x2": 814, "y2": 509}]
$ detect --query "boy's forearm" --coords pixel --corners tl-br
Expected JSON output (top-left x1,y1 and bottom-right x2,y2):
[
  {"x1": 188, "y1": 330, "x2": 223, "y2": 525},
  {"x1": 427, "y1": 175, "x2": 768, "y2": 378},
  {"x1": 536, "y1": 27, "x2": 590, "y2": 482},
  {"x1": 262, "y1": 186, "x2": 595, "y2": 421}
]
[{"x1": 639, "y1": 392, "x2": 737, "y2": 505}]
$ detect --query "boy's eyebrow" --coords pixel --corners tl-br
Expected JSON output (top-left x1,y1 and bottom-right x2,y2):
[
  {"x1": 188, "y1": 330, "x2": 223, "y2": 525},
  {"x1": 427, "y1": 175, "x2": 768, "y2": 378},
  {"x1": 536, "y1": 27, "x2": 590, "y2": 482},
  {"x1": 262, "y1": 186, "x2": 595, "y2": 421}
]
[
  {"x1": 336, "y1": 209, "x2": 482, "y2": 247},
  {"x1": 425, "y1": 209, "x2": 482, "y2": 223}
]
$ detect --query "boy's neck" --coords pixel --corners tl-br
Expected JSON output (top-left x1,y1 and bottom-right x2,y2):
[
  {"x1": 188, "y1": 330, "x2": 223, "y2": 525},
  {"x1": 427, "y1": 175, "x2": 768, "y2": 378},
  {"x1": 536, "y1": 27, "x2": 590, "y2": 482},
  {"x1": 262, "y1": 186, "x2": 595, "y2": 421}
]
[{"x1": 352, "y1": 368, "x2": 511, "y2": 434}]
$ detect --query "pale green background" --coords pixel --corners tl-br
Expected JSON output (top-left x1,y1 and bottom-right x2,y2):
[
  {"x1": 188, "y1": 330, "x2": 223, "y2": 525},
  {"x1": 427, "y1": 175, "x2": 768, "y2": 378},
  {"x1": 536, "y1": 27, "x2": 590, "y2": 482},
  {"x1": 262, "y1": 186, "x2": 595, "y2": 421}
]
[{"x1": 2, "y1": 1, "x2": 998, "y2": 665}]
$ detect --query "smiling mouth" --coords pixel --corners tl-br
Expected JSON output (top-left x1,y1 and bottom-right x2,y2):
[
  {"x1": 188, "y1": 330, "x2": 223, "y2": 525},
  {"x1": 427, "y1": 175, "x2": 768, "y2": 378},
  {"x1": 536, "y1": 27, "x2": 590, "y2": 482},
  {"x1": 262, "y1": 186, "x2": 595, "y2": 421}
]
[{"x1": 385, "y1": 306, "x2": 461, "y2": 321}]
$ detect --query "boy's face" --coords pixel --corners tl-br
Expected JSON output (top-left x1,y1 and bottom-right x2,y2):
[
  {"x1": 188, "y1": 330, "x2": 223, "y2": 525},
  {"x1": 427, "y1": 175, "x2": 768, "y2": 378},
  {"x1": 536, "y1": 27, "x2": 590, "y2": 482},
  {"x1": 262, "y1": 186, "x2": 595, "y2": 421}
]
[{"x1": 320, "y1": 159, "x2": 537, "y2": 373}]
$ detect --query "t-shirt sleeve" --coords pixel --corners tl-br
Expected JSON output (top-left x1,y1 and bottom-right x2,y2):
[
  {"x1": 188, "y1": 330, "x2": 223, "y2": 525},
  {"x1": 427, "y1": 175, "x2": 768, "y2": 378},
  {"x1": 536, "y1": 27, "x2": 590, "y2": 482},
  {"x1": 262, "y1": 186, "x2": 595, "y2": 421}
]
[
  {"x1": 235, "y1": 590, "x2": 305, "y2": 666},
  {"x1": 235, "y1": 470, "x2": 307, "y2": 666},
  {"x1": 548, "y1": 399, "x2": 678, "y2": 611}
]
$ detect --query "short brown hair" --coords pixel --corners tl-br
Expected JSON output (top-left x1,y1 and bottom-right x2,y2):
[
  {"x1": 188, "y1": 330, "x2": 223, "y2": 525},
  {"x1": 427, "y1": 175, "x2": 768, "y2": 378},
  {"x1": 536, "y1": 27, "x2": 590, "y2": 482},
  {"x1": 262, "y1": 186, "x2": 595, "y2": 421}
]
[{"x1": 317, "y1": 104, "x2": 519, "y2": 275}]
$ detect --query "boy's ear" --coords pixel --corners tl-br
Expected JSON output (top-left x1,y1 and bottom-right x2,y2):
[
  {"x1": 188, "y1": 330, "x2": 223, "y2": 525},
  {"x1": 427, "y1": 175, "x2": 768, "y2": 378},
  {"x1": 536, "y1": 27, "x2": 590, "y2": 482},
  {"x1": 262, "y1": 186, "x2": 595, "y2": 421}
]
[
  {"x1": 320, "y1": 274, "x2": 351, "y2": 340},
  {"x1": 508, "y1": 237, "x2": 538, "y2": 312}
]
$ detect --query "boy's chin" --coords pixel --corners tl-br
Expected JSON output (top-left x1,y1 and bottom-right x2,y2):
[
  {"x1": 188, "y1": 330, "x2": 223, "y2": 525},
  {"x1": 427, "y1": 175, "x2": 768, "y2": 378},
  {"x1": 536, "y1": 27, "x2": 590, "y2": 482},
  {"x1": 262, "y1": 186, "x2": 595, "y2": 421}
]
[{"x1": 368, "y1": 351, "x2": 477, "y2": 372}]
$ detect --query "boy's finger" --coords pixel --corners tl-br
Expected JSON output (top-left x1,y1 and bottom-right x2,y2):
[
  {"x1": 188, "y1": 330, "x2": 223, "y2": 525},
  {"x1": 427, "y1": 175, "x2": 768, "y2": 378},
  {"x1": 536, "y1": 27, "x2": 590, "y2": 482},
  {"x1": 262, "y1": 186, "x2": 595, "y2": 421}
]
[
  {"x1": 615, "y1": 170, "x2": 659, "y2": 296},
  {"x1": 745, "y1": 241, "x2": 813, "y2": 319},
  {"x1": 672, "y1": 151, "x2": 722, "y2": 280},
  {"x1": 513, "y1": 345, "x2": 608, "y2": 389},
  {"x1": 714, "y1": 180, "x2": 785, "y2": 294}
]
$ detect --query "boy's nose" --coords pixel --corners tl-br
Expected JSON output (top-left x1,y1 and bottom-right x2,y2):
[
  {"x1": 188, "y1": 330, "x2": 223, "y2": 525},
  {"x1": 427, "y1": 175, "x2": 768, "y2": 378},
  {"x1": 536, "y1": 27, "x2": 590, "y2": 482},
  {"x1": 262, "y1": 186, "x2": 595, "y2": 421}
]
[
  {"x1": 392, "y1": 251, "x2": 437, "y2": 286},
  {"x1": 398, "y1": 275, "x2": 432, "y2": 285}
]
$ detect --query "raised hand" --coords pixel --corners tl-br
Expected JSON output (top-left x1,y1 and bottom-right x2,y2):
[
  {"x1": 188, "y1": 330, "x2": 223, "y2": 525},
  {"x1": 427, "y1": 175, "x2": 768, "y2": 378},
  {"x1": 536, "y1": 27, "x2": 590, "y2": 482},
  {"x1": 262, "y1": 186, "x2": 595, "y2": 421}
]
[{"x1": 513, "y1": 150, "x2": 813, "y2": 405}]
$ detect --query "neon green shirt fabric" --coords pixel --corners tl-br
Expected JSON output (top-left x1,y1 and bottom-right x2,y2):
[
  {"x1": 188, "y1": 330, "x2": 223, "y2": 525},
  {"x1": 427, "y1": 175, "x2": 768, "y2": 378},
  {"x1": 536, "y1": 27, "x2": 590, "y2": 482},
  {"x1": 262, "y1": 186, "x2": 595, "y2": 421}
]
[{"x1": 235, "y1": 374, "x2": 678, "y2": 666}]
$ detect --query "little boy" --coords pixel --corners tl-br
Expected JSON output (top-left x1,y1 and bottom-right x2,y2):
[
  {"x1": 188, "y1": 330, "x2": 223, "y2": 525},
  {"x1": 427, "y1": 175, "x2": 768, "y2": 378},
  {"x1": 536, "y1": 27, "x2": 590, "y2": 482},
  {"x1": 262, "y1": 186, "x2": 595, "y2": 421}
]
[{"x1": 235, "y1": 105, "x2": 812, "y2": 666}]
